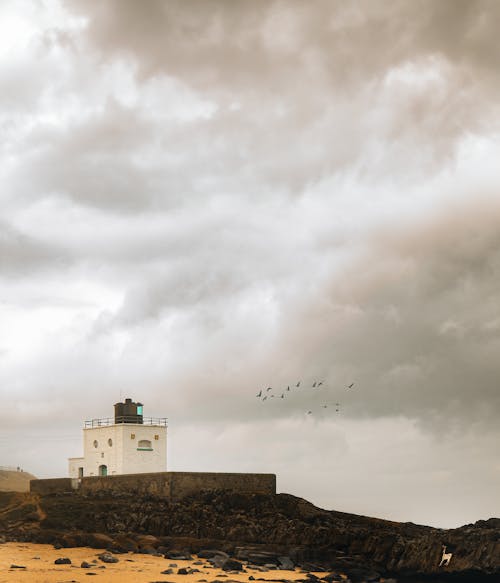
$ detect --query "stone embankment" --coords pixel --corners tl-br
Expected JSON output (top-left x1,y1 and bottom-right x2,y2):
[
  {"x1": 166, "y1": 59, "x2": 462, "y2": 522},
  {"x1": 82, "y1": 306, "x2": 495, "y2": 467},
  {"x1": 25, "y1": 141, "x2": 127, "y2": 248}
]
[{"x1": 0, "y1": 489, "x2": 498, "y2": 581}]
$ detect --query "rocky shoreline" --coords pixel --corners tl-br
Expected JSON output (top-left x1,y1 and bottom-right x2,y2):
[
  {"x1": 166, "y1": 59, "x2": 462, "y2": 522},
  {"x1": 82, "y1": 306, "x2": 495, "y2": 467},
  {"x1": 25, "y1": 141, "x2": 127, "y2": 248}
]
[{"x1": 0, "y1": 489, "x2": 498, "y2": 582}]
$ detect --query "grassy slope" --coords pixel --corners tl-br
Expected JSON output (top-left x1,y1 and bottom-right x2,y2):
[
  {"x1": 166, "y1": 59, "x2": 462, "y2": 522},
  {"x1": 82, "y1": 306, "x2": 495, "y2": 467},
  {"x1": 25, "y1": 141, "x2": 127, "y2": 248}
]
[{"x1": 0, "y1": 470, "x2": 36, "y2": 492}]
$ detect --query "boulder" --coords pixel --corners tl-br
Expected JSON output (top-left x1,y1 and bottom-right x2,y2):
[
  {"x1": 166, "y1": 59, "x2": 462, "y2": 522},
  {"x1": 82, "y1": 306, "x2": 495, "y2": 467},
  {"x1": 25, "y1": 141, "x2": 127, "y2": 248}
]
[
  {"x1": 98, "y1": 552, "x2": 119, "y2": 564},
  {"x1": 54, "y1": 557, "x2": 71, "y2": 564},
  {"x1": 221, "y1": 558, "x2": 243, "y2": 572},
  {"x1": 199, "y1": 550, "x2": 229, "y2": 559},
  {"x1": 278, "y1": 556, "x2": 295, "y2": 570}
]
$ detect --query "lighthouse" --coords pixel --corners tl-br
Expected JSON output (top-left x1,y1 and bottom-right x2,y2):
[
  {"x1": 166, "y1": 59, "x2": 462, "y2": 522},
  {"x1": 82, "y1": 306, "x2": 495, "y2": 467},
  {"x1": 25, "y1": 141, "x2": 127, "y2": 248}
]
[{"x1": 68, "y1": 398, "x2": 167, "y2": 478}]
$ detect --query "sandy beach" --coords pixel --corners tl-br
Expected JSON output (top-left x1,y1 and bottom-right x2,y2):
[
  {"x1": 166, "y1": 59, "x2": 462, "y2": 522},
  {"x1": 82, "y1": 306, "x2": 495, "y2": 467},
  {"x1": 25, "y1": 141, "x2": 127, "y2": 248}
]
[{"x1": 0, "y1": 543, "x2": 329, "y2": 583}]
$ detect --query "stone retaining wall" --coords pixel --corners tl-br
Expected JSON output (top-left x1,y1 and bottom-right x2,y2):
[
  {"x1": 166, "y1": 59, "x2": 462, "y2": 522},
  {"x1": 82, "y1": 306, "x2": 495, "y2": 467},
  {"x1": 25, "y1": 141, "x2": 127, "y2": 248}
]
[
  {"x1": 30, "y1": 477, "x2": 74, "y2": 495},
  {"x1": 30, "y1": 471, "x2": 276, "y2": 499}
]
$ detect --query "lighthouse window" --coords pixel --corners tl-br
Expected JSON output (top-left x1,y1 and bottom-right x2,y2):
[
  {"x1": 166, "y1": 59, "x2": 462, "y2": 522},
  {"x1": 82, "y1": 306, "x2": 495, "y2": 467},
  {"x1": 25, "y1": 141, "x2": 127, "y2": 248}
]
[
  {"x1": 93, "y1": 440, "x2": 98, "y2": 448},
  {"x1": 137, "y1": 439, "x2": 152, "y2": 451},
  {"x1": 108, "y1": 438, "x2": 113, "y2": 447},
  {"x1": 137, "y1": 405, "x2": 143, "y2": 415}
]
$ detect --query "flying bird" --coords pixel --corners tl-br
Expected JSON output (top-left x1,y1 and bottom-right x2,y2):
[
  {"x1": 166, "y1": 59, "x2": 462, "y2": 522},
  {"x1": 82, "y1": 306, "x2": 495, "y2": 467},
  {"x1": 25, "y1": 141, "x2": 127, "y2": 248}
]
[
  {"x1": 267, "y1": 387, "x2": 273, "y2": 391},
  {"x1": 296, "y1": 381, "x2": 301, "y2": 387},
  {"x1": 312, "y1": 381, "x2": 317, "y2": 388},
  {"x1": 262, "y1": 396, "x2": 267, "y2": 401},
  {"x1": 307, "y1": 410, "x2": 312, "y2": 415},
  {"x1": 256, "y1": 390, "x2": 262, "y2": 398},
  {"x1": 347, "y1": 383, "x2": 354, "y2": 389},
  {"x1": 322, "y1": 405, "x2": 328, "y2": 408},
  {"x1": 280, "y1": 394, "x2": 284, "y2": 398},
  {"x1": 286, "y1": 386, "x2": 290, "y2": 391},
  {"x1": 318, "y1": 382, "x2": 323, "y2": 386}
]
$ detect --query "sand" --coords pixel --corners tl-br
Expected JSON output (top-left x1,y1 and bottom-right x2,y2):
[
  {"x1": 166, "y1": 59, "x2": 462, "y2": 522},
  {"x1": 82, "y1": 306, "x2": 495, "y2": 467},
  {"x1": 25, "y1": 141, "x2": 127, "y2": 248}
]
[{"x1": 0, "y1": 543, "x2": 328, "y2": 583}]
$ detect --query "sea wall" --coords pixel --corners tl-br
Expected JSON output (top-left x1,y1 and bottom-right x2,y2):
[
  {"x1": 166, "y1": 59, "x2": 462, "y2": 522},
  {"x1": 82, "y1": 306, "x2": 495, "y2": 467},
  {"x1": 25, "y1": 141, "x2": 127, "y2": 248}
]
[
  {"x1": 30, "y1": 478, "x2": 74, "y2": 495},
  {"x1": 30, "y1": 471, "x2": 276, "y2": 499}
]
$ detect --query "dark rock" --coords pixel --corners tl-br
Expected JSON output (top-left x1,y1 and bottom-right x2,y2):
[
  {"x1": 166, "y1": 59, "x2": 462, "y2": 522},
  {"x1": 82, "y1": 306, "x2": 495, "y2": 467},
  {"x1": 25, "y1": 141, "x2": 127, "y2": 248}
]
[
  {"x1": 162, "y1": 568, "x2": 174, "y2": 574},
  {"x1": 86, "y1": 533, "x2": 114, "y2": 549},
  {"x1": 1, "y1": 489, "x2": 498, "y2": 578},
  {"x1": 98, "y1": 552, "x2": 119, "y2": 564},
  {"x1": 81, "y1": 561, "x2": 92, "y2": 568},
  {"x1": 221, "y1": 559, "x2": 243, "y2": 572},
  {"x1": 321, "y1": 574, "x2": 343, "y2": 582},
  {"x1": 178, "y1": 567, "x2": 189, "y2": 574},
  {"x1": 165, "y1": 550, "x2": 192, "y2": 560},
  {"x1": 343, "y1": 568, "x2": 380, "y2": 583},
  {"x1": 54, "y1": 557, "x2": 72, "y2": 564},
  {"x1": 199, "y1": 550, "x2": 229, "y2": 559},
  {"x1": 278, "y1": 556, "x2": 294, "y2": 570},
  {"x1": 85, "y1": 574, "x2": 97, "y2": 577},
  {"x1": 10, "y1": 564, "x2": 26, "y2": 569}
]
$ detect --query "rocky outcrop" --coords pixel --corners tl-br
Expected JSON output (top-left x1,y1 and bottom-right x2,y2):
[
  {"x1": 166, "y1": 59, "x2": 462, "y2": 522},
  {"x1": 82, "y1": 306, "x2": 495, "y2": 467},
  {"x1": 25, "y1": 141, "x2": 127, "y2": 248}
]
[{"x1": 0, "y1": 489, "x2": 498, "y2": 580}]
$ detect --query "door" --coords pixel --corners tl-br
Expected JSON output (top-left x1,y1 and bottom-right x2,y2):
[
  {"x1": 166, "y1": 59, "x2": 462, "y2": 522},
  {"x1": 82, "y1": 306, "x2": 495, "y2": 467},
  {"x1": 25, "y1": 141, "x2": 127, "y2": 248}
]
[{"x1": 98, "y1": 464, "x2": 107, "y2": 476}]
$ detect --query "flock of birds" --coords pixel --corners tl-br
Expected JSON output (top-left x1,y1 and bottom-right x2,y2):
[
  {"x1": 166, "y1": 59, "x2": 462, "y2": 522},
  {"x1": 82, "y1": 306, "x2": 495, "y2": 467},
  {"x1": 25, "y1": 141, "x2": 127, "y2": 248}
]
[{"x1": 256, "y1": 379, "x2": 355, "y2": 416}]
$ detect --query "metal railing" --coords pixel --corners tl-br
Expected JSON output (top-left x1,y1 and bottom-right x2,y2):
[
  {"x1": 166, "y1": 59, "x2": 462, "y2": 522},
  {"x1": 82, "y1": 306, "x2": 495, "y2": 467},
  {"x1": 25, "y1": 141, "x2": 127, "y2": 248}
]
[{"x1": 84, "y1": 417, "x2": 168, "y2": 428}]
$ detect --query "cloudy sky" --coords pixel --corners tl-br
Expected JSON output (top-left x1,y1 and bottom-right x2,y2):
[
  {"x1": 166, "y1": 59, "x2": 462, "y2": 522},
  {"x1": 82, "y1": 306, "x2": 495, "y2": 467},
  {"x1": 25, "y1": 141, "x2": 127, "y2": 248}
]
[{"x1": 1, "y1": 0, "x2": 499, "y2": 528}]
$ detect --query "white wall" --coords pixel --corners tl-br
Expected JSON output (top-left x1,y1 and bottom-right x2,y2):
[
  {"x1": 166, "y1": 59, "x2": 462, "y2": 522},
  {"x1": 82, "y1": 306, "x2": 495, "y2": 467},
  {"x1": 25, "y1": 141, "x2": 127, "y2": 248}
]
[{"x1": 69, "y1": 424, "x2": 167, "y2": 477}]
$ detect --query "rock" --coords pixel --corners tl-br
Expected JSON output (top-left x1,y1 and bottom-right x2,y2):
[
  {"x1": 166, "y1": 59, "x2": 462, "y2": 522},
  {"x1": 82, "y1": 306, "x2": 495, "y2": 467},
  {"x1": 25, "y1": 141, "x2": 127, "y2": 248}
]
[
  {"x1": 236, "y1": 549, "x2": 280, "y2": 565},
  {"x1": 343, "y1": 568, "x2": 380, "y2": 583},
  {"x1": 85, "y1": 574, "x2": 97, "y2": 577},
  {"x1": 321, "y1": 574, "x2": 343, "y2": 582},
  {"x1": 86, "y1": 533, "x2": 114, "y2": 549},
  {"x1": 98, "y1": 552, "x2": 119, "y2": 564},
  {"x1": 221, "y1": 559, "x2": 243, "y2": 572},
  {"x1": 165, "y1": 550, "x2": 192, "y2": 560},
  {"x1": 54, "y1": 557, "x2": 72, "y2": 564},
  {"x1": 278, "y1": 556, "x2": 295, "y2": 570},
  {"x1": 81, "y1": 561, "x2": 93, "y2": 568},
  {"x1": 168, "y1": 563, "x2": 178, "y2": 567},
  {"x1": 178, "y1": 567, "x2": 189, "y2": 574},
  {"x1": 10, "y1": 564, "x2": 26, "y2": 569},
  {"x1": 209, "y1": 555, "x2": 225, "y2": 568},
  {"x1": 162, "y1": 568, "x2": 174, "y2": 574},
  {"x1": 199, "y1": 550, "x2": 229, "y2": 560}
]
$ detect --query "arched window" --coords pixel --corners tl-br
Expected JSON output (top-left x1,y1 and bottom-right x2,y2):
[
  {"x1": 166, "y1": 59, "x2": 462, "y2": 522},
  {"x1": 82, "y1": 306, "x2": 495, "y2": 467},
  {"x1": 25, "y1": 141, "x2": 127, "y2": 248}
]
[
  {"x1": 137, "y1": 439, "x2": 152, "y2": 451},
  {"x1": 98, "y1": 464, "x2": 107, "y2": 476}
]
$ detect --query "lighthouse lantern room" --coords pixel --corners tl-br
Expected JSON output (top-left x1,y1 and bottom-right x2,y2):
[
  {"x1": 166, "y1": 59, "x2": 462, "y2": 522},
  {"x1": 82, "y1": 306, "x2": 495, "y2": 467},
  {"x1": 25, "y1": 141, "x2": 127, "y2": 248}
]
[{"x1": 68, "y1": 398, "x2": 167, "y2": 478}]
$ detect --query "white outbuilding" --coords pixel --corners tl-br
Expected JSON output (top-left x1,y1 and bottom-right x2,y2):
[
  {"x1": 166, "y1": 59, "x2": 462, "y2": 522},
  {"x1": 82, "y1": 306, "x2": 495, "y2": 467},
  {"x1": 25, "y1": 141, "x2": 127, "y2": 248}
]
[{"x1": 68, "y1": 398, "x2": 167, "y2": 478}]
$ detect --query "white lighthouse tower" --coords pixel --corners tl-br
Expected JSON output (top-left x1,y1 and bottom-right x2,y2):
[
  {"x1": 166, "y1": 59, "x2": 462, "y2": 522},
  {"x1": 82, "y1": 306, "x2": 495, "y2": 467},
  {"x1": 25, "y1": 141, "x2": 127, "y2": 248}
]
[{"x1": 68, "y1": 398, "x2": 167, "y2": 478}]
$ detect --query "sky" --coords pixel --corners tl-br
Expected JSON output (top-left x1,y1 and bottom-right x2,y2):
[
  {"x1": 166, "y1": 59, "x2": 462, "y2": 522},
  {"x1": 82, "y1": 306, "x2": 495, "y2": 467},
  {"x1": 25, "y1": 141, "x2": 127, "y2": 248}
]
[{"x1": 1, "y1": 0, "x2": 499, "y2": 529}]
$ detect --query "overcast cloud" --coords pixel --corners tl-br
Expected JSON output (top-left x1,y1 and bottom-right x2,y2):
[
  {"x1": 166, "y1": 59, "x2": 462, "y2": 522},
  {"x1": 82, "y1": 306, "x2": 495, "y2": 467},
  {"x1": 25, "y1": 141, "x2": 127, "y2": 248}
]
[{"x1": 0, "y1": 0, "x2": 499, "y2": 528}]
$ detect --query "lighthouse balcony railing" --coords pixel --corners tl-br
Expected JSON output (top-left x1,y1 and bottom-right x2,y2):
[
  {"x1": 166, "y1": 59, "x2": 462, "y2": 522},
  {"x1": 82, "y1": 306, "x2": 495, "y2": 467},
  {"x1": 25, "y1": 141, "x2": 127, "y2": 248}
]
[{"x1": 84, "y1": 417, "x2": 168, "y2": 428}]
